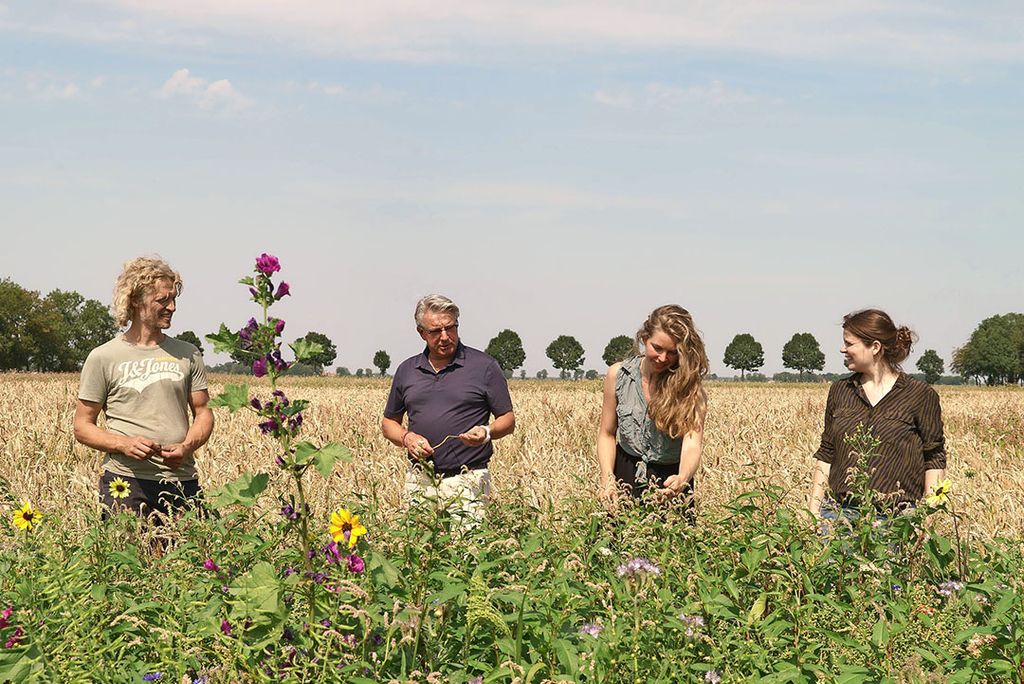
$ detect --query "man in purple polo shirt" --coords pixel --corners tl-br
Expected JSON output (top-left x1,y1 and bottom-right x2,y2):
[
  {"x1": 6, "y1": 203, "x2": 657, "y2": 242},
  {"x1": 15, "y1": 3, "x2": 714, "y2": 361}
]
[{"x1": 381, "y1": 294, "x2": 515, "y2": 523}]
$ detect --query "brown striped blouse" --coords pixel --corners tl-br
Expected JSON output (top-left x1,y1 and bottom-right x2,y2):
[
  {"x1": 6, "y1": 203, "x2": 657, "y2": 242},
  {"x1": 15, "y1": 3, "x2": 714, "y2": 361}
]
[{"x1": 814, "y1": 373, "x2": 946, "y2": 506}]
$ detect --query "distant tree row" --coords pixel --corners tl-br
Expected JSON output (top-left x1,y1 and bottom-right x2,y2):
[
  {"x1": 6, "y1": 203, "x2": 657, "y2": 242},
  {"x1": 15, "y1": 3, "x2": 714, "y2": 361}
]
[
  {"x1": 952, "y1": 313, "x2": 1024, "y2": 385},
  {"x1": 0, "y1": 278, "x2": 118, "y2": 371}
]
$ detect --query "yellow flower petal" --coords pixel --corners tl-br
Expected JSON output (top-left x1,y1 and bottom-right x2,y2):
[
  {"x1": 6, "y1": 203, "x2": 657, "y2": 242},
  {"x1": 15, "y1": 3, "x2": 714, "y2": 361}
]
[
  {"x1": 12, "y1": 501, "x2": 41, "y2": 531},
  {"x1": 109, "y1": 478, "x2": 132, "y2": 500},
  {"x1": 329, "y1": 508, "x2": 368, "y2": 548}
]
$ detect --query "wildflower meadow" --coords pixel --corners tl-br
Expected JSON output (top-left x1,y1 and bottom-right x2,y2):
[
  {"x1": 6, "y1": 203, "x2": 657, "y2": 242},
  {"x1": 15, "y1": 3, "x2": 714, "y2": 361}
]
[{"x1": 2, "y1": 255, "x2": 1023, "y2": 683}]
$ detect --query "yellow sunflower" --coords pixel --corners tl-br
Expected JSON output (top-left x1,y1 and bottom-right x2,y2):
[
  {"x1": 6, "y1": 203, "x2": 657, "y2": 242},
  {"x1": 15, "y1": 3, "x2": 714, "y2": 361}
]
[
  {"x1": 109, "y1": 477, "x2": 132, "y2": 500},
  {"x1": 925, "y1": 479, "x2": 952, "y2": 507},
  {"x1": 12, "y1": 501, "x2": 41, "y2": 531},
  {"x1": 329, "y1": 508, "x2": 367, "y2": 548}
]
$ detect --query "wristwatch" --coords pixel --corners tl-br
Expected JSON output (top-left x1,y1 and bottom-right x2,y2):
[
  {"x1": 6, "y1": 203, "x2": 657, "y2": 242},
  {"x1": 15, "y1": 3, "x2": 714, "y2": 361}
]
[{"x1": 480, "y1": 425, "x2": 491, "y2": 443}]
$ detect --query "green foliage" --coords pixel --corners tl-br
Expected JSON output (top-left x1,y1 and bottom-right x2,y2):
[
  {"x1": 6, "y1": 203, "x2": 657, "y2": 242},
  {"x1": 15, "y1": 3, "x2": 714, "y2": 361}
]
[
  {"x1": 916, "y1": 349, "x2": 945, "y2": 384},
  {"x1": 291, "y1": 331, "x2": 334, "y2": 373},
  {"x1": 335, "y1": 367, "x2": 351, "y2": 376},
  {"x1": 486, "y1": 329, "x2": 527, "y2": 374},
  {"x1": 0, "y1": 280, "x2": 116, "y2": 371},
  {"x1": 209, "y1": 471, "x2": 270, "y2": 508},
  {"x1": 373, "y1": 350, "x2": 391, "y2": 377},
  {"x1": 174, "y1": 330, "x2": 205, "y2": 355},
  {"x1": 536, "y1": 369, "x2": 548, "y2": 379},
  {"x1": 952, "y1": 313, "x2": 1024, "y2": 385},
  {"x1": 602, "y1": 335, "x2": 635, "y2": 366},
  {"x1": 782, "y1": 332, "x2": 826, "y2": 380},
  {"x1": 545, "y1": 335, "x2": 585, "y2": 375},
  {"x1": 723, "y1": 333, "x2": 765, "y2": 379}
]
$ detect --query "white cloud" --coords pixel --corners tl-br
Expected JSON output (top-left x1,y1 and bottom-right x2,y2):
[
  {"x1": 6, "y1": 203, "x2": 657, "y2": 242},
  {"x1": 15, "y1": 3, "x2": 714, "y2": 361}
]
[
  {"x1": 158, "y1": 68, "x2": 252, "y2": 112},
  {"x1": 301, "y1": 80, "x2": 403, "y2": 104},
  {"x1": 594, "y1": 80, "x2": 758, "y2": 111}
]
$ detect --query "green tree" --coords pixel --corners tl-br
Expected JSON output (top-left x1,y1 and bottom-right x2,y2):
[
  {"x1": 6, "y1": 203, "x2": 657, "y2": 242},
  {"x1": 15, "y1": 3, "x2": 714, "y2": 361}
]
[
  {"x1": 536, "y1": 369, "x2": 548, "y2": 379},
  {"x1": 916, "y1": 349, "x2": 944, "y2": 385},
  {"x1": 519, "y1": 370, "x2": 526, "y2": 380},
  {"x1": 293, "y1": 331, "x2": 337, "y2": 373},
  {"x1": 722, "y1": 333, "x2": 765, "y2": 380},
  {"x1": 546, "y1": 335, "x2": 585, "y2": 378},
  {"x1": 952, "y1": 313, "x2": 1024, "y2": 385},
  {"x1": 355, "y1": 369, "x2": 364, "y2": 377},
  {"x1": 373, "y1": 350, "x2": 391, "y2": 377},
  {"x1": 602, "y1": 335, "x2": 635, "y2": 366},
  {"x1": 0, "y1": 279, "x2": 39, "y2": 369},
  {"x1": 174, "y1": 330, "x2": 205, "y2": 355},
  {"x1": 781, "y1": 332, "x2": 825, "y2": 381},
  {"x1": 585, "y1": 369, "x2": 599, "y2": 380},
  {"x1": 336, "y1": 367, "x2": 351, "y2": 377},
  {"x1": 485, "y1": 329, "x2": 526, "y2": 375},
  {"x1": 38, "y1": 289, "x2": 117, "y2": 371}
]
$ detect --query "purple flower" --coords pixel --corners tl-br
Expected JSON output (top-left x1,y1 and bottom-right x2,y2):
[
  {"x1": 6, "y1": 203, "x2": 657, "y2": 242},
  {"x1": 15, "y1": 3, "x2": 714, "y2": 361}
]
[
  {"x1": 678, "y1": 613, "x2": 705, "y2": 638},
  {"x1": 143, "y1": 674, "x2": 163, "y2": 681},
  {"x1": 193, "y1": 678, "x2": 208, "y2": 684},
  {"x1": 282, "y1": 567, "x2": 295, "y2": 578},
  {"x1": 347, "y1": 554, "x2": 365, "y2": 574},
  {"x1": 468, "y1": 677, "x2": 483, "y2": 684},
  {"x1": 579, "y1": 622, "x2": 603, "y2": 638},
  {"x1": 0, "y1": 606, "x2": 12, "y2": 630},
  {"x1": 323, "y1": 541, "x2": 344, "y2": 565},
  {"x1": 274, "y1": 455, "x2": 286, "y2": 468},
  {"x1": 203, "y1": 559, "x2": 220, "y2": 572},
  {"x1": 274, "y1": 282, "x2": 290, "y2": 299},
  {"x1": 248, "y1": 287, "x2": 259, "y2": 299},
  {"x1": 270, "y1": 349, "x2": 287, "y2": 372},
  {"x1": 274, "y1": 318, "x2": 286, "y2": 334},
  {"x1": 305, "y1": 571, "x2": 328, "y2": 584},
  {"x1": 320, "y1": 618, "x2": 332, "y2": 628},
  {"x1": 616, "y1": 557, "x2": 661, "y2": 579},
  {"x1": 938, "y1": 580, "x2": 965, "y2": 597},
  {"x1": 220, "y1": 619, "x2": 232, "y2": 636},
  {"x1": 259, "y1": 418, "x2": 279, "y2": 435},
  {"x1": 4, "y1": 626, "x2": 23, "y2": 648},
  {"x1": 255, "y1": 253, "x2": 281, "y2": 275},
  {"x1": 239, "y1": 318, "x2": 258, "y2": 342},
  {"x1": 288, "y1": 413, "x2": 303, "y2": 431},
  {"x1": 705, "y1": 671, "x2": 721, "y2": 684},
  {"x1": 250, "y1": 396, "x2": 262, "y2": 410},
  {"x1": 281, "y1": 503, "x2": 300, "y2": 521},
  {"x1": 341, "y1": 633, "x2": 357, "y2": 647},
  {"x1": 272, "y1": 389, "x2": 289, "y2": 404},
  {"x1": 372, "y1": 632, "x2": 384, "y2": 646},
  {"x1": 252, "y1": 356, "x2": 268, "y2": 377}
]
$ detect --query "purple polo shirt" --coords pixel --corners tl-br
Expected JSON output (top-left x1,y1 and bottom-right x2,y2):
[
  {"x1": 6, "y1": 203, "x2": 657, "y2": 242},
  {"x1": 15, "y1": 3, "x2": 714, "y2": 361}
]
[{"x1": 384, "y1": 343, "x2": 514, "y2": 475}]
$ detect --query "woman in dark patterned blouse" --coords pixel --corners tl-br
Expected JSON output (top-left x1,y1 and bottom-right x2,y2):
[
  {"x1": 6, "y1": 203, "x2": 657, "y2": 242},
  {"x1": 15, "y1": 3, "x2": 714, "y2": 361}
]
[{"x1": 807, "y1": 309, "x2": 947, "y2": 517}]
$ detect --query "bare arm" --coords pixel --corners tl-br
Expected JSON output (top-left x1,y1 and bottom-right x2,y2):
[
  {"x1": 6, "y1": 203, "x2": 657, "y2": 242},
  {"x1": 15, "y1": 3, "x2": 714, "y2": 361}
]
[
  {"x1": 596, "y1": 364, "x2": 621, "y2": 499},
  {"x1": 660, "y1": 426, "x2": 703, "y2": 497},
  {"x1": 458, "y1": 410, "x2": 516, "y2": 446},
  {"x1": 923, "y1": 468, "x2": 945, "y2": 496},
  {"x1": 160, "y1": 390, "x2": 215, "y2": 467},
  {"x1": 382, "y1": 413, "x2": 434, "y2": 459},
  {"x1": 807, "y1": 460, "x2": 831, "y2": 517},
  {"x1": 73, "y1": 399, "x2": 161, "y2": 460}
]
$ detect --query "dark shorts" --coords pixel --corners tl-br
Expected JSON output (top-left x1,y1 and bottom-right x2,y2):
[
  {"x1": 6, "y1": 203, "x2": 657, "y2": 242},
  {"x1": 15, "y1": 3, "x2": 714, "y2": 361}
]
[
  {"x1": 612, "y1": 445, "x2": 693, "y2": 505},
  {"x1": 99, "y1": 470, "x2": 203, "y2": 520}
]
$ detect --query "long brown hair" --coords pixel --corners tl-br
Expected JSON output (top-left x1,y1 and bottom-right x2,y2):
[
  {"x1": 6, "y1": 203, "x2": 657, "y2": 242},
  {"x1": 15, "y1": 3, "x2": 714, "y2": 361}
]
[
  {"x1": 842, "y1": 309, "x2": 916, "y2": 371},
  {"x1": 637, "y1": 305, "x2": 709, "y2": 438}
]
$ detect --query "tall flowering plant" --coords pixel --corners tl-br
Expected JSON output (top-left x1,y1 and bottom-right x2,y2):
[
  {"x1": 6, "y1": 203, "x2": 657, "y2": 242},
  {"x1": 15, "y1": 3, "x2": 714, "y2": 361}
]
[{"x1": 206, "y1": 253, "x2": 352, "y2": 615}]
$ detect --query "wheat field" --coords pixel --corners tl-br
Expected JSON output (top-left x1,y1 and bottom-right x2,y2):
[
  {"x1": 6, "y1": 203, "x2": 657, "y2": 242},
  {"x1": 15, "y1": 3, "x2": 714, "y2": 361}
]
[{"x1": 2, "y1": 374, "x2": 1022, "y2": 539}]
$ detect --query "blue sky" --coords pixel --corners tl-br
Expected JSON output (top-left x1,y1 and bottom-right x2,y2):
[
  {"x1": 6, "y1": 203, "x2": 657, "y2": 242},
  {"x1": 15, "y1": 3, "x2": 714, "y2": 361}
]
[{"x1": 2, "y1": 1, "x2": 1022, "y2": 375}]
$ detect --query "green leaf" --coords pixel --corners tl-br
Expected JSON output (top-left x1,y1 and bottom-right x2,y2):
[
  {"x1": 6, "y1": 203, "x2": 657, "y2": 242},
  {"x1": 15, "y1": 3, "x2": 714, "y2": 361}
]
[
  {"x1": 206, "y1": 323, "x2": 241, "y2": 355},
  {"x1": 209, "y1": 472, "x2": 270, "y2": 508},
  {"x1": 747, "y1": 592, "x2": 768, "y2": 625},
  {"x1": 209, "y1": 383, "x2": 250, "y2": 412},
  {"x1": 870, "y1": 620, "x2": 889, "y2": 648},
  {"x1": 227, "y1": 561, "x2": 283, "y2": 621},
  {"x1": 290, "y1": 338, "x2": 324, "y2": 363},
  {"x1": 293, "y1": 441, "x2": 318, "y2": 466},
  {"x1": 238, "y1": 276, "x2": 255, "y2": 286},
  {"x1": 369, "y1": 554, "x2": 400, "y2": 588},
  {"x1": 314, "y1": 442, "x2": 351, "y2": 478}
]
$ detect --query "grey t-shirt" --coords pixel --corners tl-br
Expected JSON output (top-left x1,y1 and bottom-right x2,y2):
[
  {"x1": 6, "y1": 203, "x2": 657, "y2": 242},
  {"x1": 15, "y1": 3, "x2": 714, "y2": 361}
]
[{"x1": 78, "y1": 336, "x2": 208, "y2": 482}]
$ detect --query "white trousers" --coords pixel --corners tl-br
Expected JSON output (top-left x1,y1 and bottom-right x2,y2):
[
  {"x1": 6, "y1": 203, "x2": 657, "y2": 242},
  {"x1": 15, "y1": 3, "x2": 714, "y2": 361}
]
[{"x1": 404, "y1": 466, "x2": 491, "y2": 527}]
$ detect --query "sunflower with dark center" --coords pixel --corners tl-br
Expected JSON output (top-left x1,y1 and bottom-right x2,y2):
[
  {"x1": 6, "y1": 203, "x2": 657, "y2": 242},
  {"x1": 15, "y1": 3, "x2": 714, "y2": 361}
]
[
  {"x1": 109, "y1": 478, "x2": 131, "y2": 499},
  {"x1": 12, "y1": 502, "x2": 41, "y2": 530}
]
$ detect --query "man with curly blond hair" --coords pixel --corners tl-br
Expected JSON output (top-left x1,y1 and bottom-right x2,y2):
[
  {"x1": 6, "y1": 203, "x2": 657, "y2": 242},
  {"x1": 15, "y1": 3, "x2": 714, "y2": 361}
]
[{"x1": 73, "y1": 257, "x2": 214, "y2": 518}]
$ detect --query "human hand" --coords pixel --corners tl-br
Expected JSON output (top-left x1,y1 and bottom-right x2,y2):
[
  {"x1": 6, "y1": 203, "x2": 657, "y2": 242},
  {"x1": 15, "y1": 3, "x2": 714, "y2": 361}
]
[
  {"x1": 458, "y1": 426, "x2": 489, "y2": 447},
  {"x1": 598, "y1": 480, "x2": 619, "y2": 504},
  {"x1": 118, "y1": 436, "x2": 161, "y2": 461},
  {"x1": 404, "y1": 431, "x2": 434, "y2": 460},
  {"x1": 160, "y1": 443, "x2": 193, "y2": 469},
  {"x1": 656, "y1": 474, "x2": 690, "y2": 498}
]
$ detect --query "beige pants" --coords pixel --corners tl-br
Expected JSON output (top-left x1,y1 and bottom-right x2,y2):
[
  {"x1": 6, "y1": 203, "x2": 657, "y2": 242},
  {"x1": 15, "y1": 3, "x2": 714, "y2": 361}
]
[{"x1": 404, "y1": 466, "x2": 491, "y2": 527}]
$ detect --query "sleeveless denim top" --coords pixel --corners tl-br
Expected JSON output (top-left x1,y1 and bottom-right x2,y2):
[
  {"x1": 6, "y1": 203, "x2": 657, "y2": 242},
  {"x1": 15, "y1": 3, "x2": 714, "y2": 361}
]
[{"x1": 615, "y1": 356, "x2": 683, "y2": 464}]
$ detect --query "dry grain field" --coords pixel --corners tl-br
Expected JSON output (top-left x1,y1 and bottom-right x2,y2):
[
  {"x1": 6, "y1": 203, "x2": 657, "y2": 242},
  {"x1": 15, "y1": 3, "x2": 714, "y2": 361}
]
[{"x1": 2, "y1": 374, "x2": 1023, "y2": 539}]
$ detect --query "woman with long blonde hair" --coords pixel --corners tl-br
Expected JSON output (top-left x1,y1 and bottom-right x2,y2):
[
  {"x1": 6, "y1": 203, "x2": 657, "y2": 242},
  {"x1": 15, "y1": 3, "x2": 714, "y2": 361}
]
[{"x1": 597, "y1": 305, "x2": 709, "y2": 502}]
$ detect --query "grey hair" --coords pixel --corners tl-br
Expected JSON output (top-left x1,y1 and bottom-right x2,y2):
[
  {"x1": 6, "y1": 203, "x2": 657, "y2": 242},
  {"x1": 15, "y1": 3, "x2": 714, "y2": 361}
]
[{"x1": 414, "y1": 294, "x2": 460, "y2": 328}]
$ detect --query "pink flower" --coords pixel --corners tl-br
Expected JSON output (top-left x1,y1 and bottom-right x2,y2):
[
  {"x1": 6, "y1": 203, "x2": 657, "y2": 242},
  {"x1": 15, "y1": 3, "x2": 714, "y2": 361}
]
[
  {"x1": 274, "y1": 282, "x2": 290, "y2": 299},
  {"x1": 203, "y1": 559, "x2": 219, "y2": 572},
  {"x1": 255, "y1": 253, "x2": 281, "y2": 275},
  {"x1": 252, "y1": 356, "x2": 268, "y2": 377},
  {"x1": 220, "y1": 619, "x2": 232, "y2": 636},
  {"x1": 273, "y1": 318, "x2": 286, "y2": 334},
  {"x1": 4, "y1": 626, "x2": 23, "y2": 649},
  {"x1": 347, "y1": 554, "x2": 365, "y2": 574},
  {"x1": 0, "y1": 606, "x2": 12, "y2": 630}
]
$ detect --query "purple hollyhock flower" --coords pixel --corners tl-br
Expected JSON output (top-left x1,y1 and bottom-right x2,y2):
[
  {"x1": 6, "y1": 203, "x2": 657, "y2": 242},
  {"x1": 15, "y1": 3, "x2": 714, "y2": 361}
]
[
  {"x1": 274, "y1": 318, "x2": 286, "y2": 334},
  {"x1": 248, "y1": 287, "x2": 259, "y2": 299},
  {"x1": 259, "y1": 418, "x2": 279, "y2": 435},
  {"x1": 255, "y1": 253, "x2": 281, "y2": 275},
  {"x1": 203, "y1": 559, "x2": 220, "y2": 572},
  {"x1": 4, "y1": 626, "x2": 23, "y2": 649},
  {"x1": 272, "y1": 389, "x2": 288, "y2": 404},
  {"x1": 0, "y1": 605, "x2": 11, "y2": 630},
  {"x1": 282, "y1": 567, "x2": 295, "y2": 578},
  {"x1": 274, "y1": 455, "x2": 286, "y2": 468},
  {"x1": 252, "y1": 356, "x2": 268, "y2": 377},
  {"x1": 270, "y1": 349, "x2": 287, "y2": 372},
  {"x1": 220, "y1": 619, "x2": 232, "y2": 636},
  {"x1": 281, "y1": 503, "x2": 300, "y2": 521},
  {"x1": 274, "y1": 282, "x2": 290, "y2": 299},
  {"x1": 323, "y1": 541, "x2": 343, "y2": 565},
  {"x1": 239, "y1": 318, "x2": 258, "y2": 342},
  {"x1": 250, "y1": 396, "x2": 262, "y2": 410},
  {"x1": 347, "y1": 554, "x2": 365, "y2": 574},
  {"x1": 288, "y1": 413, "x2": 303, "y2": 432}
]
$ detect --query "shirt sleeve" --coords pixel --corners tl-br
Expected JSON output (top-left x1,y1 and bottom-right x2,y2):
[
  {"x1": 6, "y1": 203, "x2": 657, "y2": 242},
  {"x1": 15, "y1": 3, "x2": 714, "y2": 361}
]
[
  {"x1": 78, "y1": 348, "x2": 108, "y2": 404},
  {"x1": 383, "y1": 370, "x2": 406, "y2": 418},
  {"x1": 190, "y1": 347, "x2": 209, "y2": 392},
  {"x1": 483, "y1": 359, "x2": 514, "y2": 417},
  {"x1": 813, "y1": 383, "x2": 837, "y2": 464},
  {"x1": 919, "y1": 387, "x2": 946, "y2": 470}
]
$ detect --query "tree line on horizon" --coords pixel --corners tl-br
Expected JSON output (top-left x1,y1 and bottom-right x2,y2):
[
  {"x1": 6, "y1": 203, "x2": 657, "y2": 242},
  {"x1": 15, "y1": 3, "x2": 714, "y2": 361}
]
[{"x1": 2, "y1": 277, "x2": 1022, "y2": 385}]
